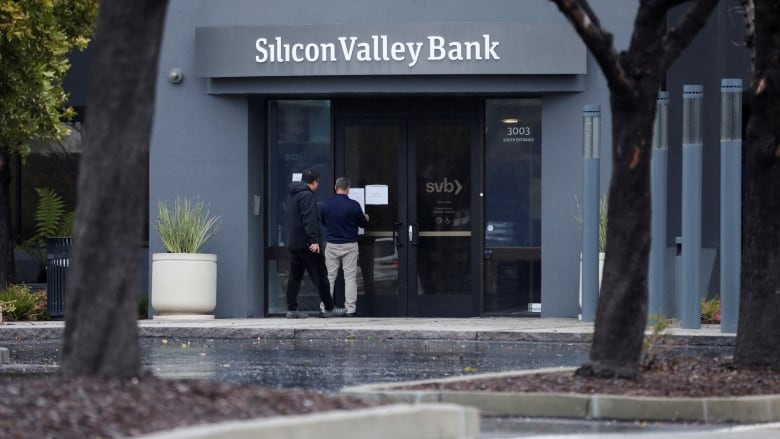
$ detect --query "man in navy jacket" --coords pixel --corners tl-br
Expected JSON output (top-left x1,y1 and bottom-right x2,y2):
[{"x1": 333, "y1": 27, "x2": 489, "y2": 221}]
[
  {"x1": 284, "y1": 169, "x2": 343, "y2": 318},
  {"x1": 321, "y1": 177, "x2": 369, "y2": 317}
]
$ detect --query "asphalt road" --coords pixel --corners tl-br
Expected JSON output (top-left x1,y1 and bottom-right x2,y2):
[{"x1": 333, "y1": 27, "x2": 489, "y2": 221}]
[{"x1": 4, "y1": 337, "x2": 594, "y2": 392}]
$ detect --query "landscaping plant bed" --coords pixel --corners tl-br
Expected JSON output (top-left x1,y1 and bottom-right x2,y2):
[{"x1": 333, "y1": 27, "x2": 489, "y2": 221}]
[
  {"x1": 5, "y1": 357, "x2": 780, "y2": 437},
  {"x1": 0, "y1": 375, "x2": 377, "y2": 438},
  {"x1": 402, "y1": 356, "x2": 780, "y2": 398}
]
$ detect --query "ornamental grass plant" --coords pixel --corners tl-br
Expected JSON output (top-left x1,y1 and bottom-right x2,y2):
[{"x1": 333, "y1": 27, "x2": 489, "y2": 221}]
[
  {"x1": 155, "y1": 197, "x2": 221, "y2": 253},
  {"x1": 574, "y1": 195, "x2": 608, "y2": 252}
]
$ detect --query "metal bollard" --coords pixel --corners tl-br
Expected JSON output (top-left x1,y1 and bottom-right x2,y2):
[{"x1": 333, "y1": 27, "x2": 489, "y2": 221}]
[
  {"x1": 720, "y1": 79, "x2": 742, "y2": 333},
  {"x1": 649, "y1": 91, "x2": 669, "y2": 317},
  {"x1": 580, "y1": 104, "x2": 601, "y2": 323},
  {"x1": 681, "y1": 85, "x2": 703, "y2": 329}
]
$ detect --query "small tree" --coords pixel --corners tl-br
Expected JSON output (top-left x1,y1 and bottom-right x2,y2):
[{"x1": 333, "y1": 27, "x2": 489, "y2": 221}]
[
  {"x1": 552, "y1": 0, "x2": 719, "y2": 379},
  {"x1": 0, "y1": 0, "x2": 97, "y2": 288}
]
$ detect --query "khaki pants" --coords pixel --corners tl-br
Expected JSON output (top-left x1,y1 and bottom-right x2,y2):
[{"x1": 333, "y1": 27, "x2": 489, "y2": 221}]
[{"x1": 323, "y1": 242, "x2": 359, "y2": 314}]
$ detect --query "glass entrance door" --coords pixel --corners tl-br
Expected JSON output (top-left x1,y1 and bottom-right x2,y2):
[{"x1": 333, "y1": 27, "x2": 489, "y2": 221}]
[{"x1": 337, "y1": 117, "x2": 476, "y2": 316}]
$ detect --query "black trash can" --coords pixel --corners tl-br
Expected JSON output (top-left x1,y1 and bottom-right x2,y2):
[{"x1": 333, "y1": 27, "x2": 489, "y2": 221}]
[{"x1": 46, "y1": 237, "x2": 72, "y2": 319}]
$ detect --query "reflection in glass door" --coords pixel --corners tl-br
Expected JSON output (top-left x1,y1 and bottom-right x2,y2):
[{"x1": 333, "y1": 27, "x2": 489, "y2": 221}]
[
  {"x1": 339, "y1": 117, "x2": 475, "y2": 316},
  {"x1": 410, "y1": 121, "x2": 472, "y2": 315},
  {"x1": 484, "y1": 99, "x2": 542, "y2": 315},
  {"x1": 342, "y1": 121, "x2": 404, "y2": 316}
]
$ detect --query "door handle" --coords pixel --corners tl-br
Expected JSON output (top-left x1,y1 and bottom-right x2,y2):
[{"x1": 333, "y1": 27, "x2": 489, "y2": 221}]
[
  {"x1": 393, "y1": 222, "x2": 403, "y2": 247},
  {"x1": 409, "y1": 223, "x2": 419, "y2": 246}
]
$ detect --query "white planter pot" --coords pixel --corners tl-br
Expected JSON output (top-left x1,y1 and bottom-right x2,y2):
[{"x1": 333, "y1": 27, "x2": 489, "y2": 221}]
[
  {"x1": 151, "y1": 253, "x2": 217, "y2": 319},
  {"x1": 579, "y1": 252, "x2": 606, "y2": 308}
]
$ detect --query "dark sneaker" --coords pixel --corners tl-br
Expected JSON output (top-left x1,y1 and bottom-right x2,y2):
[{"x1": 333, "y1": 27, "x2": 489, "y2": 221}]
[
  {"x1": 345, "y1": 312, "x2": 357, "y2": 318},
  {"x1": 319, "y1": 308, "x2": 346, "y2": 318},
  {"x1": 286, "y1": 310, "x2": 307, "y2": 319}
]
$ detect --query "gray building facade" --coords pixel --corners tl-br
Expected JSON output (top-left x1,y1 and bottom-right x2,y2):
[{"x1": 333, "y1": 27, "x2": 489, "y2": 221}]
[{"x1": 148, "y1": 0, "x2": 748, "y2": 318}]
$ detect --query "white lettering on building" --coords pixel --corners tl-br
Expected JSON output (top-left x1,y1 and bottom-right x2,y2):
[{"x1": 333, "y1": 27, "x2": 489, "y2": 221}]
[
  {"x1": 255, "y1": 37, "x2": 337, "y2": 63},
  {"x1": 255, "y1": 34, "x2": 500, "y2": 67}
]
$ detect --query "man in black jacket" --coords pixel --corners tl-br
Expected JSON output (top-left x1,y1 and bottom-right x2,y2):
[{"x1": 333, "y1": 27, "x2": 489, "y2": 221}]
[{"x1": 284, "y1": 169, "x2": 343, "y2": 318}]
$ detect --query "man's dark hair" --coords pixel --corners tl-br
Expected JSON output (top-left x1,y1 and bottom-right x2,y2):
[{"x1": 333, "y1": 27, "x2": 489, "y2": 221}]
[
  {"x1": 301, "y1": 169, "x2": 319, "y2": 184},
  {"x1": 335, "y1": 177, "x2": 350, "y2": 189}
]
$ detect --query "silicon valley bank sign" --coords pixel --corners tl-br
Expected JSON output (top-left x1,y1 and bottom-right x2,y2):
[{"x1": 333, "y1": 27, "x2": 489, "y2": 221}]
[
  {"x1": 195, "y1": 22, "x2": 586, "y2": 77},
  {"x1": 255, "y1": 34, "x2": 499, "y2": 67}
]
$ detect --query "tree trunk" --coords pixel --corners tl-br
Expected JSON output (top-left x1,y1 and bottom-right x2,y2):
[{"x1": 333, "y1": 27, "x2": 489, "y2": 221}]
[
  {"x1": 578, "y1": 87, "x2": 658, "y2": 379},
  {"x1": 552, "y1": 0, "x2": 718, "y2": 379},
  {"x1": 734, "y1": 0, "x2": 780, "y2": 369},
  {"x1": 0, "y1": 147, "x2": 15, "y2": 288},
  {"x1": 60, "y1": 0, "x2": 168, "y2": 378}
]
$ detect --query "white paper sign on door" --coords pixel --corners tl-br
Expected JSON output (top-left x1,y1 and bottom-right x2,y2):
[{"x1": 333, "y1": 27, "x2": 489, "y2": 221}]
[
  {"x1": 348, "y1": 187, "x2": 366, "y2": 235},
  {"x1": 365, "y1": 184, "x2": 389, "y2": 205}
]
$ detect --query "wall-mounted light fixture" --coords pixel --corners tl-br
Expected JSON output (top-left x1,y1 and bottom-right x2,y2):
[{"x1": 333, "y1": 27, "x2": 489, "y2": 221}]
[{"x1": 168, "y1": 68, "x2": 184, "y2": 84}]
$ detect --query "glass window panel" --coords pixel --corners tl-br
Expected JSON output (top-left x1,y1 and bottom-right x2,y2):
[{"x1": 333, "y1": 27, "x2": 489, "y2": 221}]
[
  {"x1": 345, "y1": 124, "x2": 400, "y2": 297},
  {"x1": 416, "y1": 123, "x2": 471, "y2": 296},
  {"x1": 266, "y1": 100, "x2": 331, "y2": 314},
  {"x1": 484, "y1": 99, "x2": 542, "y2": 314}
]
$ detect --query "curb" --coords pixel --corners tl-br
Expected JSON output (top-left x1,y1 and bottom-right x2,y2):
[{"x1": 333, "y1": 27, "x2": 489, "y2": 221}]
[
  {"x1": 135, "y1": 403, "x2": 479, "y2": 439},
  {"x1": 0, "y1": 323, "x2": 735, "y2": 346},
  {"x1": 341, "y1": 368, "x2": 780, "y2": 424}
]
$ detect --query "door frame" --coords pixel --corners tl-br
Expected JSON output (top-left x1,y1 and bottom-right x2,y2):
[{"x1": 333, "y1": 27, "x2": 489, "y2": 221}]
[
  {"x1": 334, "y1": 117, "x2": 408, "y2": 317},
  {"x1": 333, "y1": 98, "x2": 484, "y2": 317}
]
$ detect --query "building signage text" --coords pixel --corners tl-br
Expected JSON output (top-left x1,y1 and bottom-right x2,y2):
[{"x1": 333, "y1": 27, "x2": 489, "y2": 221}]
[
  {"x1": 255, "y1": 35, "x2": 500, "y2": 67},
  {"x1": 195, "y1": 23, "x2": 586, "y2": 78}
]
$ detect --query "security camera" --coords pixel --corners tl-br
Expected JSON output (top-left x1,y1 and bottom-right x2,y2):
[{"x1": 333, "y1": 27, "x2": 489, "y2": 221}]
[{"x1": 168, "y1": 68, "x2": 183, "y2": 84}]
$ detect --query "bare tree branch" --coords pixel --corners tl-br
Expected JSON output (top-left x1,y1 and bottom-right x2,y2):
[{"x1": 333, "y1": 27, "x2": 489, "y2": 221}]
[
  {"x1": 662, "y1": 0, "x2": 720, "y2": 67},
  {"x1": 740, "y1": 0, "x2": 756, "y2": 64},
  {"x1": 741, "y1": 0, "x2": 755, "y2": 46},
  {"x1": 647, "y1": 0, "x2": 691, "y2": 9},
  {"x1": 550, "y1": 0, "x2": 628, "y2": 92}
]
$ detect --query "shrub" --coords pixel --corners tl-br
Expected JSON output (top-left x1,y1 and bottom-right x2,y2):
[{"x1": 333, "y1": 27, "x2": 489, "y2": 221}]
[
  {"x1": 0, "y1": 285, "x2": 47, "y2": 321},
  {"x1": 642, "y1": 314, "x2": 672, "y2": 369},
  {"x1": 701, "y1": 297, "x2": 721, "y2": 324}
]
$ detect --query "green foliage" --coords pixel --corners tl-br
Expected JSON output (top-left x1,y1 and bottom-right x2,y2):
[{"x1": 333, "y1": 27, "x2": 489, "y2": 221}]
[
  {"x1": 0, "y1": 0, "x2": 98, "y2": 155},
  {"x1": 701, "y1": 297, "x2": 721, "y2": 324},
  {"x1": 0, "y1": 284, "x2": 47, "y2": 321},
  {"x1": 18, "y1": 187, "x2": 74, "y2": 272},
  {"x1": 32, "y1": 187, "x2": 73, "y2": 239},
  {"x1": 642, "y1": 314, "x2": 672, "y2": 370},
  {"x1": 598, "y1": 197, "x2": 608, "y2": 253},
  {"x1": 155, "y1": 197, "x2": 222, "y2": 253},
  {"x1": 138, "y1": 295, "x2": 149, "y2": 319},
  {"x1": 574, "y1": 195, "x2": 608, "y2": 252}
]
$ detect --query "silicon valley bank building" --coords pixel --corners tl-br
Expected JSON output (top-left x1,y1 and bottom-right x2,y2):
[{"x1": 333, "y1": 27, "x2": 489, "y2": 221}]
[{"x1": 149, "y1": 0, "x2": 748, "y2": 318}]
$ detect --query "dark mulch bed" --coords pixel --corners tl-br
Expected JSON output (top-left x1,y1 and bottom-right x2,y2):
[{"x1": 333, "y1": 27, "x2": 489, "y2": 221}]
[
  {"x1": 0, "y1": 375, "x2": 376, "y2": 439},
  {"x1": 402, "y1": 356, "x2": 780, "y2": 398}
]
